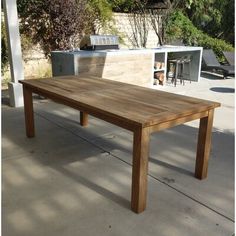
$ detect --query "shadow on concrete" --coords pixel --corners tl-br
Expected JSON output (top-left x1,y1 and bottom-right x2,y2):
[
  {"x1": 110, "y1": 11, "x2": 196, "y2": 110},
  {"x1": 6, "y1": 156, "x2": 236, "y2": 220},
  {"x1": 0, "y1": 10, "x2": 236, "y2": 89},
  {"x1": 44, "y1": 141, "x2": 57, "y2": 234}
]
[
  {"x1": 210, "y1": 87, "x2": 235, "y2": 93},
  {"x1": 54, "y1": 165, "x2": 130, "y2": 209},
  {"x1": 30, "y1": 108, "x2": 199, "y2": 177},
  {"x1": 201, "y1": 71, "x2": 223, "y2": 80},
  {"x1": 2, "y1": 104, "x2": 131, "y2": 211},
  {"x1": 149, "y1": 157, "x2": 194, "y2": 177},
  {"x1": 2, "y1": 101, "x2": 235, "y2": 221},
  {"x1": 1, "y1": 89, "x2": 10, "y2": 106},
  {"x1": 1, "y1": 89, "x2": 49, "y2": 107}
]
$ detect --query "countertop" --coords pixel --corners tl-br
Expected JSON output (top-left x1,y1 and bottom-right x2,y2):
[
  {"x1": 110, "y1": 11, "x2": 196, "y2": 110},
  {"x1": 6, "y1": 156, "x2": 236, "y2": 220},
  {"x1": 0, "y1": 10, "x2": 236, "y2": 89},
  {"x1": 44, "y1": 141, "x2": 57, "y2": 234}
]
[{"x1": 51, "y1": 46, "x2": 203, "y2": 57}]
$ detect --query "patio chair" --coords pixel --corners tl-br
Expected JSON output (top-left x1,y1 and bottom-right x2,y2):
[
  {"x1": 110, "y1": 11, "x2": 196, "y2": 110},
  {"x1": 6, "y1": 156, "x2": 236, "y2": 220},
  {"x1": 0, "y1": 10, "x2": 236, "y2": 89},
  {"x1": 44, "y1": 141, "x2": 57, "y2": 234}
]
[
  {"x1": 202, "y1": 49, "x2": 235, "y2": 79},
  {"x1": 223, "y1": 51, "x2": 235, "y2": 66}
]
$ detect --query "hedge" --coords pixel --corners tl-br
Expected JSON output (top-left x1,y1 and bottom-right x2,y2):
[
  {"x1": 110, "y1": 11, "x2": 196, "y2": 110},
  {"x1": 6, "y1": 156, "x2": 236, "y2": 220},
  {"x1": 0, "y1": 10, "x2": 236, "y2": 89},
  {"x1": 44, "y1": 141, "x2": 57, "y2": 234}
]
[{"x1": 165, "y1": 10, "x2": 234, "y2": 62}]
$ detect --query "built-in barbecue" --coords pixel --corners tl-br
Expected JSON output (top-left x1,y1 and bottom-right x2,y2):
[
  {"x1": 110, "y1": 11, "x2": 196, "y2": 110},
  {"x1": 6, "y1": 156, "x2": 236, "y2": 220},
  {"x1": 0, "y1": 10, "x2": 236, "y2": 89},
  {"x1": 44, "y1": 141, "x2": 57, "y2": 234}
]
[{"x1": 80, "y1": 35, "x2": 119, "y2": 51}]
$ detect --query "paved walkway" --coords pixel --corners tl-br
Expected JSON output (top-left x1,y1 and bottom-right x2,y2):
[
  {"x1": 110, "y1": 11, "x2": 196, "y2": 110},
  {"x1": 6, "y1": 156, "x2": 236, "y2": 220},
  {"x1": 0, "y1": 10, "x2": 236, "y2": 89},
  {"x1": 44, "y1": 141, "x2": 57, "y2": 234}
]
[{"x1": 2, "y1": 74, "x2": 235, "y2": 236}]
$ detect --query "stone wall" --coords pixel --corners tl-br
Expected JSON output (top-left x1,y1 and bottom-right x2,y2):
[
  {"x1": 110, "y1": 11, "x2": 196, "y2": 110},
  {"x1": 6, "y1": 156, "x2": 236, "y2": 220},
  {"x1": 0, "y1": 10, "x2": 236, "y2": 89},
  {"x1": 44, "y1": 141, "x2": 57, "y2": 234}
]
[
  {"x1": 22, "y1": 45, "x2": 51, "y2": 79},
  {"x1": 1, "y1": 44, "x2": 51, "y2": 85},
  {"x1": 100, "y1": 13, "x2": 160, "y2": 49}
]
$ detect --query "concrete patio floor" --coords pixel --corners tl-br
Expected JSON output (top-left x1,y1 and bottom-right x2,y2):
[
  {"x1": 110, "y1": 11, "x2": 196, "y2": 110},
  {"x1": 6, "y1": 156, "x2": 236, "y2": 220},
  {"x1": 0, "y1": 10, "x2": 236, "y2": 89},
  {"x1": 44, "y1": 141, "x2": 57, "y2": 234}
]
[{"x1": 2, "y1": 74, "x2": 235, "y2": 236}]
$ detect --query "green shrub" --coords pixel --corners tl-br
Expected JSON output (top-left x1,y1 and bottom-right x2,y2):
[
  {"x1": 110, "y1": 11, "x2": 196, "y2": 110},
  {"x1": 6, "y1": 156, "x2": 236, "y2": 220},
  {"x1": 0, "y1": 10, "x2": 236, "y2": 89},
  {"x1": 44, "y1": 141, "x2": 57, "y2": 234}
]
[
  {"x1": 165, "y1": 10, "x2": 234, "y2": 62},
  {"x1": 18, "y1": 0, "x2": 118, "y2": 57},
  {"x1": 1, "y1": 20, "x2": 8, "y2": 74},
  {"x1": 198, "y1": 35, "x2": 234, "y2": 62},
  {"x1": 18, "y1": 0, "x2": 89, "y2": 58}
]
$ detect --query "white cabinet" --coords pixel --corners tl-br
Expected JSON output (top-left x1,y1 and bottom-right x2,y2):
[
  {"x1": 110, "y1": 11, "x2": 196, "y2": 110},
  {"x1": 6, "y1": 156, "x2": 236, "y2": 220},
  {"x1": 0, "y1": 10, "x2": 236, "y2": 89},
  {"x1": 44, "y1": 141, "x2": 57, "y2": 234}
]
[
  {"x1": 152, "y1": 52, "x2": 167, "y2": 86},
  {"x1": 152, "y1": 46, "x2": 203, "y2": 86}
]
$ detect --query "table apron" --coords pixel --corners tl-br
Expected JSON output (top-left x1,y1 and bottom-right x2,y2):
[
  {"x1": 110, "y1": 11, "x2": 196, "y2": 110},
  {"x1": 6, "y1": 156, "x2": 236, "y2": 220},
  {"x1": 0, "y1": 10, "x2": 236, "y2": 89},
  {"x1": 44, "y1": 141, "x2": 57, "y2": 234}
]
[
  {"x1": 149, "y1": 110, "x2": 209, "y2": 133},
  {"x1": 26, "y1": 85, "x2": 140, "y2": 132}
]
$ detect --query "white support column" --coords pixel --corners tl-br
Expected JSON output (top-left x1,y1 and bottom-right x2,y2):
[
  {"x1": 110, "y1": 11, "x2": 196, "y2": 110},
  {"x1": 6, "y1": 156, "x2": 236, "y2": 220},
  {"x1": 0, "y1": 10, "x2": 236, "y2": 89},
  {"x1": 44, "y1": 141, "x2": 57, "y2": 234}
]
[{"x1": 3, "y1": 0, "x2": 24, "y2": 107}]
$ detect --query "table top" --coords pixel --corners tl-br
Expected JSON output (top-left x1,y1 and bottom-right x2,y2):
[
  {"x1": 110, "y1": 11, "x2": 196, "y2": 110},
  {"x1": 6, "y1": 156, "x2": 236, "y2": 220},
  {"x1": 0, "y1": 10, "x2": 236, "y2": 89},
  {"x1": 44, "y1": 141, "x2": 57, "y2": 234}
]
[{"x1": 20, "y1": 76, "x2": 220, "y2": 128}]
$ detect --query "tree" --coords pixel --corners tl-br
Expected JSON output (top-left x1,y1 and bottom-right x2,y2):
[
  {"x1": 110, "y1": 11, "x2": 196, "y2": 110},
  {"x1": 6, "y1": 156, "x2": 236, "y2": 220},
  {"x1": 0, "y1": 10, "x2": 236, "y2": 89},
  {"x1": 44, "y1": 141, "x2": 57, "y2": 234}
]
[
  {"x1": 143, "y1": 0, "x2": 234, "y2": 46},
  {"x1": 17, "y1": 0, "x2": 118, "y2": 56},
  {"x1": 221, "y1": 0, "x2": 234, "y2": 45},
  {"x1": 18, "y1": 0, "x2": 90, "y2": 57},
  {"x1": 181, "y1": 0, "x2": 234, "y2": 45},
  {"x1": 108, "y1": 0, "x2": 135, "y2": 12},
  {"x1": 147, "y1": 0, "x2": 179, "y2": 45},
  {"x1": 165, "y1": 10, "x2": 234, "y2": 61},
  {"x1": 1, "y1": 19, "x2": 8, "y2": 73},
  {"x1": 86, "y1": 0, "x2": 113, "y2": 34},
  {"x1": 128, "y1": 0, "x2": 149, "y2": 48}
]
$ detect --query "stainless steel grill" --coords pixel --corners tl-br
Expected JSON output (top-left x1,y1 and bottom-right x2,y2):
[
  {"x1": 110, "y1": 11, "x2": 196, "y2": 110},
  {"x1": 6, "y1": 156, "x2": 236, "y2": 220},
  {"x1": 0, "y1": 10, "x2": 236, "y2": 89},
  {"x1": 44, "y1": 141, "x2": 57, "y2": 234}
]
[{"x1": 80, "y1": 35, "x2": 119, "y2": 50}]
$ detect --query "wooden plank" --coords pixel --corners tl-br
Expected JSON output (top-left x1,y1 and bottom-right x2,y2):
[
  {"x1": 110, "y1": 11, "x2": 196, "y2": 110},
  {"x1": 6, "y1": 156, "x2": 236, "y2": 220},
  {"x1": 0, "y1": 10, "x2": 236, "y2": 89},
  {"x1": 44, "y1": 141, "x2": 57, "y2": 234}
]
[
  {"x1": 31, "y1": 76, "x2": 125, "y2": 94},
  {"x1": 91, "y1": 88, "x2": 217, "y2": 126},
  {"x1": 149, "y1": 111, "x2": 208, "y2": 133},
  {"x1": 195, "y1": 109, "x2": 214, "y2": 179},
  {"x1": 22, "y1": 85, "x2": 35, "y2": 137},
  {"x1": 116, "y1": 85, "x2": 220, "y2": 107},
  {"x1": 131, "y1": 127, "x2": 150, "y2": 213},
  {"x1": 78, "y1": 54, "x2": 153, "y2": 87}
]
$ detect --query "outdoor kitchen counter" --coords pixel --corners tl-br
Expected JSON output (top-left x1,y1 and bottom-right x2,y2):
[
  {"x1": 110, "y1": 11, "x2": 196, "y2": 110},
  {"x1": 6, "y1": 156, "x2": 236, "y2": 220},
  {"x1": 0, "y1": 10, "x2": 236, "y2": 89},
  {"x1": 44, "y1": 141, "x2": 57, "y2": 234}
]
[{"x1": 51, "y1": 46, "x2": 203, "y2": 86}]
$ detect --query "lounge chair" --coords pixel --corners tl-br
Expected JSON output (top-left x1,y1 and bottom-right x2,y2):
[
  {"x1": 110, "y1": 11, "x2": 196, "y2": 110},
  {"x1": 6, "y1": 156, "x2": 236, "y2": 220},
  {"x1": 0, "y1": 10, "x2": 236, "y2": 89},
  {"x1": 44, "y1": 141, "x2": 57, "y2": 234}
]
[
  {"x1": 202, "y1": 49, "x2": 234, "y2": 79},
  {"x1": 223, "y1": 51, "x2": 235, "y2": 66}
]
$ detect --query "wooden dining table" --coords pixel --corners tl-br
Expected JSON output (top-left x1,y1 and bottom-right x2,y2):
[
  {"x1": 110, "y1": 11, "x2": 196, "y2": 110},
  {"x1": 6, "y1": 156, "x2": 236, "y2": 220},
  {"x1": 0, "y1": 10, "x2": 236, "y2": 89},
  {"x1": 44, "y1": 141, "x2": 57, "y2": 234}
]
[{"x1": 20, "y1": 76, "x2": 220, "y2": 214}]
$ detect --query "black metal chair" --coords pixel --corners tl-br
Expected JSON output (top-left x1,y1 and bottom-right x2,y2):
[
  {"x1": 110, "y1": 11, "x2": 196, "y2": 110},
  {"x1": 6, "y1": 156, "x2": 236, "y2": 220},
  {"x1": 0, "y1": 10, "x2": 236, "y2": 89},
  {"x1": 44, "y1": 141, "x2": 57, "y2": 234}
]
[
  {"x1": 181, "y1": 55, "x2": 192, "y2": 83},
  {"x1": 167, "y1": 55, "x2": 192, "y2": 86}
]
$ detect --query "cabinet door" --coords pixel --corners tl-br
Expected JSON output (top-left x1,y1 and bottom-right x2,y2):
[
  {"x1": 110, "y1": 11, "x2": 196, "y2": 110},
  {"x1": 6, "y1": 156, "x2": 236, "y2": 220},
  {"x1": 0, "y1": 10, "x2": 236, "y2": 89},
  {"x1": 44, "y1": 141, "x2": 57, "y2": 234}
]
[{"x1": 51, "y1": 53, "x2": 75, "y2": 76}]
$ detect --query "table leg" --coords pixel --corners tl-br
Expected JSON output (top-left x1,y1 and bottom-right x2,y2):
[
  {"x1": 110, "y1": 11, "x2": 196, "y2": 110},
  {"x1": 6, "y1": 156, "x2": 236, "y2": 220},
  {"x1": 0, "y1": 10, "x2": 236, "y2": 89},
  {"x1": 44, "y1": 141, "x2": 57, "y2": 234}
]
[
  {"x1": 195, "y1": 109, "x2": 214, "y2": 179},
  {"x1": 23, "y1": 85, "x2": 35, "y2": 138},
  {"x1": 80, "y1": 111, "x2": 88, "y2": 126},
  {"x1": 131, "y1": 127, "x2": 150, "y2": 213}
]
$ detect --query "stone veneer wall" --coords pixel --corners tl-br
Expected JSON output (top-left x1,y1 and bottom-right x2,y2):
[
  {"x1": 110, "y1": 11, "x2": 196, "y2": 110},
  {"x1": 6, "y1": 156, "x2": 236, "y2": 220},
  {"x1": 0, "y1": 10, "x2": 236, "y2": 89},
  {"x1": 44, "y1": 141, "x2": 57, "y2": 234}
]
[
  {"x1": 22, "y1": 46, "x2": 51, "y2": 79},
  {"x1": 99, "y1": 12, "x2": 160, "y2": 49}
]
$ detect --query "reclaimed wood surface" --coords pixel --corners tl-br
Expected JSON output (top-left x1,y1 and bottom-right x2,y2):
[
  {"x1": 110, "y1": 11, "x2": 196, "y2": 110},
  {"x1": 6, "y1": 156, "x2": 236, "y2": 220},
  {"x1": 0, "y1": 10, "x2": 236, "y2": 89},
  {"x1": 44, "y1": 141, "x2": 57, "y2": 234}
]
[{"x1": 77, "y1": 54, "x2": 153, "y2": 87}]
